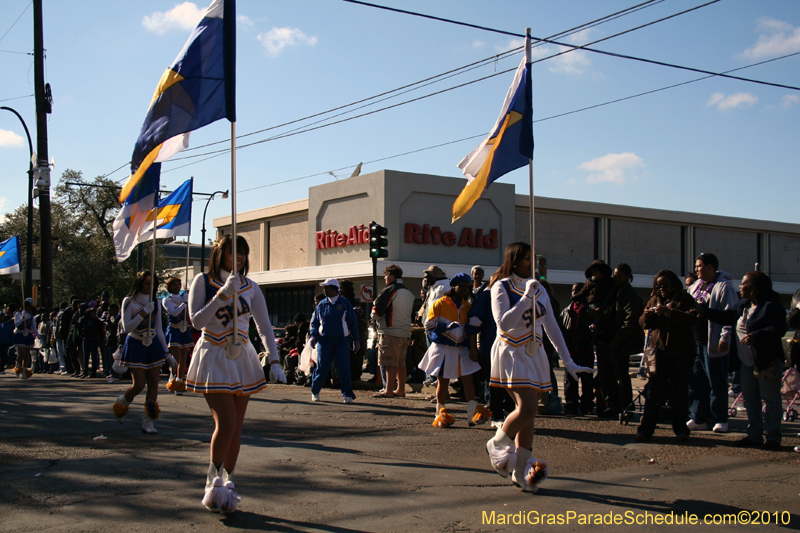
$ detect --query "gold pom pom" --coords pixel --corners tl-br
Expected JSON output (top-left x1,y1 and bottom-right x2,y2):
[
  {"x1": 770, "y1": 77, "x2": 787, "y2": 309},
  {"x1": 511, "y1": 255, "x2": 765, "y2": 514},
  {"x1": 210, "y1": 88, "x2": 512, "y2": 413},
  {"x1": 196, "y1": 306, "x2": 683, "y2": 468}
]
[
  {"x1": 526, "y1": 460, "x2": 549, "y2": 487},
  {"x1": 113, "y1": 401, "x2": 129, "y2": 419},
  {"x1": 432, "y1": 407, "x2": 454, "y2": 428},
  {"x1": 144, "y1": 401, "x2": 161, "y2": 420}
]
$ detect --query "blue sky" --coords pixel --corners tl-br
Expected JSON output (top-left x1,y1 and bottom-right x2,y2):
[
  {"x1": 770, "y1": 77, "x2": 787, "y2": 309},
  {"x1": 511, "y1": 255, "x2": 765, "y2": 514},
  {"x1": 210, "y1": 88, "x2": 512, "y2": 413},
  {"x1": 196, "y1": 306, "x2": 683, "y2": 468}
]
[{"x1": 1, "y1": 0, "x2": 799, "y2": 243}]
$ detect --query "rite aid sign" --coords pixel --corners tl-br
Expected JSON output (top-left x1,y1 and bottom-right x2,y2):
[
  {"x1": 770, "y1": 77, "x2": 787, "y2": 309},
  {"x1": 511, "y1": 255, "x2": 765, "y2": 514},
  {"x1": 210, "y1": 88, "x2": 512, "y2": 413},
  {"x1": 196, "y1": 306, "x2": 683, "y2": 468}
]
[{"x1": 315, "y1": 222, "x2": 498, "y2": 250}]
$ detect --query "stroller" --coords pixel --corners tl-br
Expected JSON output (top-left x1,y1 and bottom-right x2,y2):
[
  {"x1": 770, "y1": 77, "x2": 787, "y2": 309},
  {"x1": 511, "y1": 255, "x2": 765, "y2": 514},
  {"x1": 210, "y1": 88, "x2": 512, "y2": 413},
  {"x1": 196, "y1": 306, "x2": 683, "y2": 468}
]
[
  {"x1": 727, "y1": 366, "x2": 800, "y2": 422},
  {"x1": 620, "y1": 331, "x2": 652, "y2": 425}
]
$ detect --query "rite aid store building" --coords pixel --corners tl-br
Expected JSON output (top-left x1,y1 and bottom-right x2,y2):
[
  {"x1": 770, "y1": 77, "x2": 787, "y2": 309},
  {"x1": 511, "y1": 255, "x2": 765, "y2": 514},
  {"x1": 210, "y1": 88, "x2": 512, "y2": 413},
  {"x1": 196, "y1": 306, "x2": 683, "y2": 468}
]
[{"x1": 214, "y1": 170, "x2": 800, "y2": 327}]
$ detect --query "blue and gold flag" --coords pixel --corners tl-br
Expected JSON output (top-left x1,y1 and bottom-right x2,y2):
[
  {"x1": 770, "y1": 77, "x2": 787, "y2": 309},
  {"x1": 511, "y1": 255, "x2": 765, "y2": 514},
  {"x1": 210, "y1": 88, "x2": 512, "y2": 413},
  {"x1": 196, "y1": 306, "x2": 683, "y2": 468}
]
[{"x1": 0, "y1": 236, "x2": 21, "y2": 275}]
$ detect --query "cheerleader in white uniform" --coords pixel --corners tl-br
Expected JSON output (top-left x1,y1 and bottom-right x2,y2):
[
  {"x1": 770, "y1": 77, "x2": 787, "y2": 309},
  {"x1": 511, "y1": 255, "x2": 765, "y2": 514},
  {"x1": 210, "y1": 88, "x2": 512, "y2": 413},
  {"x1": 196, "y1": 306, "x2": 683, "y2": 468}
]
[
  {"x1": 485, "y1": 243, "x2": 593, "y2": 492},
  {"x1": 163, "y1": 277, "x2": 194, "y2": 395},
  {"x1": 186, "y1": 235, "x2": 286, "y2": 515},
  {"x1": 13, "y1": 298, "x2": 39, "y2": 379},
  {"x1": 418, "y1": 273, "x2": 490, "y2": 427},
  {"x1": 112, "y1": 271, "x2": 168, "y2": 434}
]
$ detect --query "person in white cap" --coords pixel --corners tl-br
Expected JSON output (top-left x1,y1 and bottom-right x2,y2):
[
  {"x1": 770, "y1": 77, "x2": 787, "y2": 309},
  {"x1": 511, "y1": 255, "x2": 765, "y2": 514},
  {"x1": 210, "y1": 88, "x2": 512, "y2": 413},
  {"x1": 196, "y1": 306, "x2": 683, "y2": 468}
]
[
  {"x1": 13, "y1": 298, "x2": 39, "y2": 379},
  {"x1": 309, "y1": 278, "x2": 360, "y2": 403}
]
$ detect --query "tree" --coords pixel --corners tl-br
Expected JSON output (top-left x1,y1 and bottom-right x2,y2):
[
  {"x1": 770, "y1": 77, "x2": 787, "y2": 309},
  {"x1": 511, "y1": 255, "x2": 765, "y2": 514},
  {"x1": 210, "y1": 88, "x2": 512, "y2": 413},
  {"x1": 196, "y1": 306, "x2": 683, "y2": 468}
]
[{"x1": 0, "y1": 169, "x2": 168, "y2": 309}]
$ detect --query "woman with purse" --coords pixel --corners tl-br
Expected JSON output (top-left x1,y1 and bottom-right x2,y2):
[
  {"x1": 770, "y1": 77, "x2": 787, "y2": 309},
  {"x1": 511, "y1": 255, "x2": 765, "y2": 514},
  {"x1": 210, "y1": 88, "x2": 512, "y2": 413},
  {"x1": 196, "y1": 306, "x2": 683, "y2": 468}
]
[
  {"x1": 700, "y1": 271, "x2": 786, "y2": 450},
  {"x1": 637, "y1": 270, "x2": 698, "y2": 442}
]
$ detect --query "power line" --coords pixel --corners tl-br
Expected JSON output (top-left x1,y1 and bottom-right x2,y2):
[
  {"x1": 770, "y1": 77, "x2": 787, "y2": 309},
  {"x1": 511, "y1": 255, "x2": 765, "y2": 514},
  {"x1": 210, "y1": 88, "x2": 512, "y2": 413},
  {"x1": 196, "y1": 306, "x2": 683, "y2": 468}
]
[
  {"x1": 343, "y1": 0, "x2": 800, "y2": 93},
  {"x1": 0, "y1": 1, "x2": 31, "y2": 44},
  {"x1": 0, "y1": 93, "x2": 34, "y2": 103},
  {"x1": 0, "y1": 49, "x2": 32, "y2": 55},
  {"x1": 105, "y1": 0, "x2": 665, "y2": 179},
  {"x1": 212, "y1": 50, "x2": 800, "y2": 194}
]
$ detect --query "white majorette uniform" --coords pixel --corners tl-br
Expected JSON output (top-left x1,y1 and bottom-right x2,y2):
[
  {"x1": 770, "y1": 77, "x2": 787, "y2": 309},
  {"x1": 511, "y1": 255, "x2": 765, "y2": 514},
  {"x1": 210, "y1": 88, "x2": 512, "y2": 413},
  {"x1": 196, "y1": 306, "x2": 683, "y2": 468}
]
[
  {"x1": 13, "y1": 311, "x2": 38, "y2": 348},
  {"x1": 186, "y1": 270, "x2": 279, "y2": 395},
  {"x1": 418, "y1": 294, "x2": 481, "y2": 380},
  {"x1": 489, "y1": 275, "x2": 570, "y2": 391},
  {"x1": 163, "y1": 293, "x2": 194, "y2": 349},
  {"x1": 120, "y1": 293, "x2": 168, "y2": 370}
]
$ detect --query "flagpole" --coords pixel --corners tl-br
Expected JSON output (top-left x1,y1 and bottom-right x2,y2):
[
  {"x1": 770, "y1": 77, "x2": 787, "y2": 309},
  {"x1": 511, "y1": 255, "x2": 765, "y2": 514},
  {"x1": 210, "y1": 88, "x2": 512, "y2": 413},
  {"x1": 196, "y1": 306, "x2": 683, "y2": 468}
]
[
  {"x1": 149, "y1": 193, "x2": 159, "y2": 342},
  {"x1": 525, "y1": 29, "x2": 538, "y2": 349},
  {"x1": 229, "y1": 120, "x2": 240, "y2": 357}
]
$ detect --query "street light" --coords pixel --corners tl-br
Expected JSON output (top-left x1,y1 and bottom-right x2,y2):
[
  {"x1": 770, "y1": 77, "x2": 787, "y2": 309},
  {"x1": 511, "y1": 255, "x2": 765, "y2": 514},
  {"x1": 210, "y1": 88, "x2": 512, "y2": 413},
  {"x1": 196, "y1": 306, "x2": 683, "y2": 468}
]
[
  {"x1": 200, "y1": 190, "x2": 229, "y2": 272},
  {"x1": 1, "y1": 106, "x2": 35, "y2": 298}
]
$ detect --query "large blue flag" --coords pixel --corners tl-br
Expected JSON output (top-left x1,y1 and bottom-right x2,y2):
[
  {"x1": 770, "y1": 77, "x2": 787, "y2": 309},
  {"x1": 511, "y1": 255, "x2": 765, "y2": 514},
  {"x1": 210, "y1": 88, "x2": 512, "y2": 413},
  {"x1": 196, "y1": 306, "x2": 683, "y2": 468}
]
[
  {"x1": 119, "y1": 0, "x2": 236, "y2": 204},
  {"x1": 141, "y1": 178, "x2": 193, "y2": 240},
  {"x1": 453, "y1": 34, "x2": 533, "y2": 222},
  {"x1": 0, "y1": 236, "x2": 21, "y2": 275}
]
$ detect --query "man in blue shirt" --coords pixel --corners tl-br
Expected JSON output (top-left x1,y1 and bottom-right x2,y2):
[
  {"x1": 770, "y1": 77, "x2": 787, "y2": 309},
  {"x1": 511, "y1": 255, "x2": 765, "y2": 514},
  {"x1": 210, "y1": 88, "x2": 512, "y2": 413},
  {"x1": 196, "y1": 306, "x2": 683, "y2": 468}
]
[{"x1": 309, "y1": 279, "x2": 360, "y2": 403}]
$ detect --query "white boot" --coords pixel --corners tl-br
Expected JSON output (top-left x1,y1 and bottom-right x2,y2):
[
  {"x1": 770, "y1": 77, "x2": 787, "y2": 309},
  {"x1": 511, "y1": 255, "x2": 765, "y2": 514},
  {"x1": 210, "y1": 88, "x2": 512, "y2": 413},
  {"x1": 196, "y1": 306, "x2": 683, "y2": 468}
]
[
  {"x1": 466, "y1": 400, "x2": 478, "y2": 423},
  {"x1": 141, "y1": 417, "x2": 157, "y2": 434},
  {"x1": 486, "y1": 427, "x2": 516, "y2": 478},
  {"x1": 203, "y1": 462, "x2": 225, "y2": 512},
  {"x1": 511, "y1": 447, "x2": 548, "y2": 492},
  {"x1": 219, "y1": 467, "x2": 241, "y2": 515}
]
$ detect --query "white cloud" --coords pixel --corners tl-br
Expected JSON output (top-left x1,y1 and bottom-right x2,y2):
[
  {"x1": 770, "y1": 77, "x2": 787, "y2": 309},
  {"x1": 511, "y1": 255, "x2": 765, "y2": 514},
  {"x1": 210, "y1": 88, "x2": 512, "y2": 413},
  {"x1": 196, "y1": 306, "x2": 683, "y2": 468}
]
[
  {"x1": 566, "y1": 28, "x2": 593, "y2": 46},
  {"x1": 549, "y1": 46, "x2": 591, "y2": 74},
  {"x1": 707, "y1": 91, "x2": 758, "y2": 111},
  {"x1": 741, "y1": 17, "x2": 800, "y2": 60},
  {"x1": 579, "y1": 152, "x2": 644, "y2": 185},
  {"x1": 781, "y1": 94, "x2": 800, "y2": 109},
  {"x1": 0, "y1": 198, "x2": 6, "y2": 224},
  {"x1": 471, "y1": 39, "x2": 486, "y2": 49},
  {"x1": 142, "y1": 2, "x2": 204, "y2": 35},
  {"x1": 0, "y1": 129, "x2": 24, "y2": 148},
  {"x1": 237, "y1": 15, "x2": 254, "y2": 28},
  {"x1": 257, "y1": 27, "x2": 317, "y2": 57}
]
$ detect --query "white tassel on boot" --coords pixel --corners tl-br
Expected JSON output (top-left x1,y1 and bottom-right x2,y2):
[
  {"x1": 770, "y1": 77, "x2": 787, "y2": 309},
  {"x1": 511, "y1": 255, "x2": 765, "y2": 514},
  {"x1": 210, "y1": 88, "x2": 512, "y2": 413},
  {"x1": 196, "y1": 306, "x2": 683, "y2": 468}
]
[
  {"x1": 203, "y1": 462, "x2": 226, "y2": 512},
  {"x1": 219, "y1": 467, "x2": 241, "y2": 515},
  {"x1": 486, "y1": 427, "x2": 516, "y2": 478}
]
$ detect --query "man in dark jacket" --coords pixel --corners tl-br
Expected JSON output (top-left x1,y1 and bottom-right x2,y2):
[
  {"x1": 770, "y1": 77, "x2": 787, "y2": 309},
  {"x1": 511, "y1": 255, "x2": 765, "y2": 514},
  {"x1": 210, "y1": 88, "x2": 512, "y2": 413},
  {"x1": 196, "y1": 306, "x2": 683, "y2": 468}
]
[
  {"x1": 560, "y1": 282, "x2": 595, "y2": 415},
  {"x1": 611, "y1": 263, "x2": 645, "y2": 417},
  {"x1": 578, "y1": 260, "x2": 618, "y2": 417},
  {"x1": 55, "y1": 299, "x2": 75, "y2": 375}
]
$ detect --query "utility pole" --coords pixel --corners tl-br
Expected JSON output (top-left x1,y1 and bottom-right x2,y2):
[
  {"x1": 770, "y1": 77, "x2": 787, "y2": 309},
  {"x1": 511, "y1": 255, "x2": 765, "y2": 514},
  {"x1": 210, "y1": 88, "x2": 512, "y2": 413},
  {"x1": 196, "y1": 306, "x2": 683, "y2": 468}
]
[{"x1": 33, "y1": 0, "x2": 53, "y2": 310}]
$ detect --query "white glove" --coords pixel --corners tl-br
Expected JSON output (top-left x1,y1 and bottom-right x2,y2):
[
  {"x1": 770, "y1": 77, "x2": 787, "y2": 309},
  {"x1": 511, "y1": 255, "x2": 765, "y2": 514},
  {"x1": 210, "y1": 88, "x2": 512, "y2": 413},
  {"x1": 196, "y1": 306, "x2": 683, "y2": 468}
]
[
  {"x1": 309, "y1": 335, "x2": 318, "y2": 349},
  {"x1": 524, "y1": 279, "x2": 540, "y2": 299},
  {"x1": 468, "y1": 316, "x2": 482, "y2": 327},
  {"x1": 143, "y1": 301, "x2": 155, "y2": 314},
  {"x1": 562, "y1": 359, "x2": 595, "y2": 381},
  {"x1": 269, "y1": 363, "x2": 287, "y2": 384},
  {"x1": 219, "y1": 274, "x2": 237, "y2": 298},
  {"x1": 446, "y1": 322, "x2": 464, "y2": 339}
]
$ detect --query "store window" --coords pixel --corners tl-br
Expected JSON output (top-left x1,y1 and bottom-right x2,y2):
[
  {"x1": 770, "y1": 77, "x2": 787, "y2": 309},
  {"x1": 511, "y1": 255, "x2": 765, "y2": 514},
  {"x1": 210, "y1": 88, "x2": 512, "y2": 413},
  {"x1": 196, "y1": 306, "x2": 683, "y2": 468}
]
[{"x1": 264, "y1": 286, "x2": 318, "y2": 327}]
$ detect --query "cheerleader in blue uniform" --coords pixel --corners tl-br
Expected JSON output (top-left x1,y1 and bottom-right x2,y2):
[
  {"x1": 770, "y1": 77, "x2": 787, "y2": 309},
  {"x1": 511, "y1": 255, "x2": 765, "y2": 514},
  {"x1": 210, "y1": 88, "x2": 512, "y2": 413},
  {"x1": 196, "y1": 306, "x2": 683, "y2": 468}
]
[
  {"x1": 485, "y1": 243, "x2": 593, "y2": 492},
  {"x1": 13, "y1": 298, "x2": 39, "y2": 379},
  {"x1": 163, "y1": 277, "x2": 194, "y2": 395},
  {"x1": 186, "y1": 235, "x2": 286, "y2": 514},
  {"x1": 112, "y1": 271, "x2": 168, "y2": 434}
]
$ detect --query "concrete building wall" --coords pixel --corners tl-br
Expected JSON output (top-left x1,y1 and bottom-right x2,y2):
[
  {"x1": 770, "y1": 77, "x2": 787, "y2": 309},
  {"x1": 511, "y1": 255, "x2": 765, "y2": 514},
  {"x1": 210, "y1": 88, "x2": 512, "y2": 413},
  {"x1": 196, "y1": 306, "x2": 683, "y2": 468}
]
[
  {"x1": 769, "y1": 234, "x2": 800, "y2": 283},
  {"x1": 694, "y1": 227, "x2": 757, "y2": 279},
  {"x1": 609, "y1": 219, "x2": 682, "y2": 275},
  {"x1": 236, "y1": 223, "x2": 263, "y2": 272},
  {"x1": 269, "y1": 214, "x2": 308, "y2": 270}
]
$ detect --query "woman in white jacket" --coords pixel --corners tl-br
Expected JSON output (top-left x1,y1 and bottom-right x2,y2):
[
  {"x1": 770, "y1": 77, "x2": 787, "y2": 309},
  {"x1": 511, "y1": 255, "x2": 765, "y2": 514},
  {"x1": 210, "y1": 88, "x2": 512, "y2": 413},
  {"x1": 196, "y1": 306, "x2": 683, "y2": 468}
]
[
  {"x1": 485, "y1": 242, "x2": 593, "y2": 492},
  {"x1": 112, "y1": 271, "x2": 168, "y2": 434}
]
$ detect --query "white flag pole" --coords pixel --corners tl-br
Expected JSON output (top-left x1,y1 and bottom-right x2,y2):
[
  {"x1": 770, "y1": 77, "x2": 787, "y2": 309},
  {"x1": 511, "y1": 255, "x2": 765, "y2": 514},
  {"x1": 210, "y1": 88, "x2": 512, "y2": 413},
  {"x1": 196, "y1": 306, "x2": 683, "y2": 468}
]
[
  {"x1": 228, "y1": 120, "x2": 240, "y2": 359},
  {"x1": 148, "y1": 193, "x2": 159, "y2": 343},
  {"x1": 524, "y1": 29, "x2": 538, "y2": 344}
]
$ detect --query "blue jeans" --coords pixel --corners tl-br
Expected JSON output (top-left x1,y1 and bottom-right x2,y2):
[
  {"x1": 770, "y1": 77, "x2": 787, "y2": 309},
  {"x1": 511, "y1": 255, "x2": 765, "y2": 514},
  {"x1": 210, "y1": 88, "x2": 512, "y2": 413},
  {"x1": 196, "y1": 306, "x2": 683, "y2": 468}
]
[
  {"x1": 740, "y1": 359, "x2": 783, "y2": 444},
  {"x1": 311, "y1": 337, "x2": 355, "y2": 399},
  {"x1": 56, "y1": 339, "x2": 67, "y2": 372},
  {"x1": 689, "y1": 343, "x2": 729, "y2": 424}
]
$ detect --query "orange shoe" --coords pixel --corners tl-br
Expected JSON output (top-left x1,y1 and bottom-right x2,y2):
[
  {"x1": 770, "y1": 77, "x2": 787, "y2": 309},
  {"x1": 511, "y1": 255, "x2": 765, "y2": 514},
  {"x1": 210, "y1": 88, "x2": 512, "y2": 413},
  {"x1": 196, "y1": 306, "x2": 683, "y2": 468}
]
[
  {"x1": 432, "y1": 407, "x2": 454, "y2": 428},
  {"x1": 470, "y1": 405, "x2": 492, "y2": 426},
  {"x1": 166, "y1": 377, "x2": 179, "y2": 392}
]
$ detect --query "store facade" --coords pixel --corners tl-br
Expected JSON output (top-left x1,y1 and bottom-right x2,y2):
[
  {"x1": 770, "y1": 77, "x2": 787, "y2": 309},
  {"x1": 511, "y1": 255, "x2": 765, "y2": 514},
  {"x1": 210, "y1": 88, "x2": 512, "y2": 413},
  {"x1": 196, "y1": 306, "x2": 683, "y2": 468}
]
[{"x1": 214, "y1": 170, "x2": 800, "y2": 326}]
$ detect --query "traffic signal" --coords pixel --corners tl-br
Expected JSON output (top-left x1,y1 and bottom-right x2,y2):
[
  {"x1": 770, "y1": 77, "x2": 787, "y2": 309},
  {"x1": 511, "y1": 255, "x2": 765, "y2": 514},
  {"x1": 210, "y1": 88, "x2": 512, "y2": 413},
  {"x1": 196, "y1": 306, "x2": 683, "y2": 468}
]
[
  {"x1": 369, "y1": 222, "x2": 388, "y2": 259},
  {"x1": 536, "y1": 255, "x2": 547, "y2": 280}
]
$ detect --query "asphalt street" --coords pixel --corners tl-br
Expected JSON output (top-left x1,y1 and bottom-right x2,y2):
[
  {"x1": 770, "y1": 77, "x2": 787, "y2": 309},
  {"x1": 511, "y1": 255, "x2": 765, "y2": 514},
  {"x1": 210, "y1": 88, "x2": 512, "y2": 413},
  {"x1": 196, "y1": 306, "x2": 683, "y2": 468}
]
[{"x1": 0, "y1": 370, "x2": 798, "y2": 532}]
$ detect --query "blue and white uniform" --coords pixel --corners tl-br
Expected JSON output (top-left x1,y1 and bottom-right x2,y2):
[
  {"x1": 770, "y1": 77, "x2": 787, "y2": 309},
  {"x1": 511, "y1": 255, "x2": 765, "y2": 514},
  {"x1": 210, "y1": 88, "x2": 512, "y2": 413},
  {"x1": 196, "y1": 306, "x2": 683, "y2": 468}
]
[
  {"x1": 490, "y1": 275, "x2": 569, "y2": 391},
  {"x1": 120, "y1": 293, "x2": 168, "y2": 370},
  {"x1": 418, "y1": 294, "x2": 481, "y2": 380},
  {"x1": 186, "y1": 270, "x2": 279, "y2": 395},
  {"x1": 13, "y1": 311, "x2": 38, "y2": 348},
  {"x1": 162, "y1": 293, "x2": 194, "y2": 349}
]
